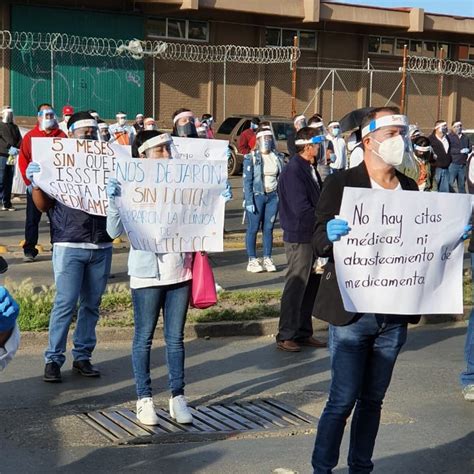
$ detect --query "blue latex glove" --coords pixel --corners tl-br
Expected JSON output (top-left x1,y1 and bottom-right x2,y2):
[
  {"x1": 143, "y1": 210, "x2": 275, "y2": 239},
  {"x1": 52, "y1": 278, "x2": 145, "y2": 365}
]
[
  {"x1": 8, "y1": 146, "x2": 19, "y2": 156},
  {"x1": 461, "y1": 148, "x2": 470, "y2": 154},
  {"x1": 246, "y1": 204, "x2": 255, "y2": 214},
  {"x1": 0, "y1": 287, "x2": 19, "y2": 332},
  {"x1": 221, "y1": 180, "x2": 233, "y2": 202},
  {"x1": 462, "y1": 224, "x2": 472, "y2": 241},
  {"x1": 329, "y1": 153, "x2": 337, "y2": 163},
  {"x1": 107, "y1": 178, "x2": 121, "y2": 199},
  {"x1": 26, "y1": 162, "x2": 40, "y2": 182},
  {"x1": 327, "y1": 218, "x2": 350, "y2": 242}
]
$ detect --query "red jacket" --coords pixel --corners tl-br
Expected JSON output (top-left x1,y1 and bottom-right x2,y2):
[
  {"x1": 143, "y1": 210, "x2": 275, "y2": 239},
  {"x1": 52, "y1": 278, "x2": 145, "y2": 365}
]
[
  {"x1": 19, "y1": 125, "x2": 66, "y2": 186},
  {"x1": 238, "y1": 128, "x2": 255, "y2": 155}
]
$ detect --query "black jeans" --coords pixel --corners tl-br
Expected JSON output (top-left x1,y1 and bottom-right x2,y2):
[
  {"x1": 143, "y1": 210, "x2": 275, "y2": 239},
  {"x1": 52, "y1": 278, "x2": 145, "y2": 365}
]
[
  {"x1": 23, "y1": 190, "x2": 42, "y2": 257},
  {"x1": 277, "y1": 242, "x2": 319, "y2": 341},
  {"x1": 0, "y1": 158, "x2": 13, "y2": 208}
]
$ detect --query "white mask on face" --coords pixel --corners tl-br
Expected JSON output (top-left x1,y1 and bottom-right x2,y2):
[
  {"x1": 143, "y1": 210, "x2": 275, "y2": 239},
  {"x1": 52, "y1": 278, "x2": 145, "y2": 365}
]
[{"x1": 372, "y1": 135, "x2": 405, "y2": 166}]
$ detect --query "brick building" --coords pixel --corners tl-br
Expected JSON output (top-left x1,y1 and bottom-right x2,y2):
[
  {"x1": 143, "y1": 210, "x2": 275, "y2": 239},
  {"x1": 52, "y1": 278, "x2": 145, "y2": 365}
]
[{"x1": 0, "y1": 1, "x2": 473, "y2": 129}]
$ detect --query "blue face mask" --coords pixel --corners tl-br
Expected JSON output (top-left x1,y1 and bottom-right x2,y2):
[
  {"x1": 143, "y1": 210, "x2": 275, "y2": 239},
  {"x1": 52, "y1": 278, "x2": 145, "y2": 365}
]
[
  {"x1": 250, "y1": 123, "x2": 258, "y2": 130},
  {"x1": 332, "y1": 127, "x2": 340, "y2": 137}
]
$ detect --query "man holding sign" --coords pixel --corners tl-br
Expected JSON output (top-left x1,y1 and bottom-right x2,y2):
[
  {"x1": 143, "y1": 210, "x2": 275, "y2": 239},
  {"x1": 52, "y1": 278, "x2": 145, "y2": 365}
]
[
  {"x1": 27, "y1": 112, "x2": 112, "y2": 383},
  {"x1": 310, "y1": 107, "x2": 471, "y2": 473}
]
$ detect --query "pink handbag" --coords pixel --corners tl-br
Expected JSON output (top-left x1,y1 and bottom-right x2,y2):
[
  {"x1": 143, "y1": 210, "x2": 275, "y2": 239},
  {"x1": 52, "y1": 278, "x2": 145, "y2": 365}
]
[{"x1": 190, "y1": 251, "x2": 218, "y2": 309}]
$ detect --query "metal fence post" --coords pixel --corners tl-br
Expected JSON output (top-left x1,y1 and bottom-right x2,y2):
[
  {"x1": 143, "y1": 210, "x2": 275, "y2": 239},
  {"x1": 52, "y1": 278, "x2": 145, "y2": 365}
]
[
  {"x1": 152, "y1": 56, "x2": 156, "y2": 119},
  {"x1": 50, "y1": 47, "x2": 54, "y2": 107},
  {"x1": 223, "y1": 52, "x2": 227, "y2": 120},
  {"x1": 330, "y1": 69, "x2": 335, "y2": 120}
]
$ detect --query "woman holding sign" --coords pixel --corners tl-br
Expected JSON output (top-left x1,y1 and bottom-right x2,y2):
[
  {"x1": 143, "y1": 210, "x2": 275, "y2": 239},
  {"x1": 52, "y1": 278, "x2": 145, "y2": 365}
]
[{"x1": 107, "y1": 131, "x2": 195, "y2": 426}]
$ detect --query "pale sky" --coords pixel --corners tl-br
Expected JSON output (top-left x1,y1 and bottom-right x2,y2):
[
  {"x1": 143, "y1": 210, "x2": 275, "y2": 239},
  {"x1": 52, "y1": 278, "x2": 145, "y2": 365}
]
[{"x1": 328, "y1": 0, "x2": 474, "y2": 17}]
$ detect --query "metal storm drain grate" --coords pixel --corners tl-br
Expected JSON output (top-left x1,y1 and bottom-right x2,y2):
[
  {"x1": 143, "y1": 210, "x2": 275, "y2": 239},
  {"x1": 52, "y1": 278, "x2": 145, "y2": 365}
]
[{"x1": 78, "y1": 399, "x2": 317, "y2": 444}]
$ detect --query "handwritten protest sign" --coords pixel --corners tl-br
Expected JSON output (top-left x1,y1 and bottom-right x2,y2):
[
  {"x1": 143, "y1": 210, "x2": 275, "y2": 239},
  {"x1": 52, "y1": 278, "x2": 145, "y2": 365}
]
[
  {"x1": 32, "y1": 137, "x2": 130, "y2": 216},
  {"x1": 115, "y1": 157, "x2": 227, "y2": 252},
  {"x1": 172, "y1": 137, "x2": 228, "y2": 161},
  {"x1": 334, "y1": 187, "x2": 472, "y2": 315}
]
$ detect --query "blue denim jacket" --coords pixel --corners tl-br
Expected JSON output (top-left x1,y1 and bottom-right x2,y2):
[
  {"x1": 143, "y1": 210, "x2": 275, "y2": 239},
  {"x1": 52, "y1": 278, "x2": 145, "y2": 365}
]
[
  {"x1": 242, "y1": 150, "x2": 284, "y2": 205},
  {"x1": 106, "y1": 202, "x2": 190, "y2": 278}
]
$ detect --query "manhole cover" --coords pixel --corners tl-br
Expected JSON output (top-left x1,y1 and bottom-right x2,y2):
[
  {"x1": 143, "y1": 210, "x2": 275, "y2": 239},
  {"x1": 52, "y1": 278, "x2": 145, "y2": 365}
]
[{"x1": 78, "y1": 398, "x2": 317, "y2": 444}]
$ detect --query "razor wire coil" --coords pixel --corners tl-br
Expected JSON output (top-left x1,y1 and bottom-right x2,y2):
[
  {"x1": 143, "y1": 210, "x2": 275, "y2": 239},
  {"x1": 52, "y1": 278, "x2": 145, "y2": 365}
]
[
  {"x1": 407, "y1": 55, "x2": 474, "y2": 79},
  {"x1": 0, "y1": 30, "x2": 299, "y2": 64}
]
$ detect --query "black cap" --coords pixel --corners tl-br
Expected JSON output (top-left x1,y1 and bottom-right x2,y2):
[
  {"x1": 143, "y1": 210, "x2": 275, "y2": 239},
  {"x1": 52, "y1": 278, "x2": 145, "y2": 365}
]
[{"x1": 67, "y1": 111, "x2": 97, "y2": 131}]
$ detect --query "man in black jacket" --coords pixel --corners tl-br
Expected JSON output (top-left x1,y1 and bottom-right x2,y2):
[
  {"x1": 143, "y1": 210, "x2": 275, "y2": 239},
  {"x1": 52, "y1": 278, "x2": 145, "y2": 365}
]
[
  {"x1": 311, "y1": 107, "x2": 421, "y2": 473},
  {"x1": 428, "y1": 120, "x2": 452, "y2": 192},
  {"x1": 276, "y1": 127, "x2": 326, "y2": 352},
  {"x1": 0, "y1": 106, "x2": 21, "y2": 211},
  {"x1": 448, "y1": 120, "x2": 471, "y2": 193}
]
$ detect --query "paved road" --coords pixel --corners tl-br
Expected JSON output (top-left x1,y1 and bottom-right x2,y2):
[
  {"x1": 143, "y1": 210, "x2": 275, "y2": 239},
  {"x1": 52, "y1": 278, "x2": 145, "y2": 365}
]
[{"x1": 1, "y1": 323, "x2": 472, "y2": 473}]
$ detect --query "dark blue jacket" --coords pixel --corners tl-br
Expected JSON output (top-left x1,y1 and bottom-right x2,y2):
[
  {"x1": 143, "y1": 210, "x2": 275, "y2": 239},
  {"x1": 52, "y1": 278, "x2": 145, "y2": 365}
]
[
  {"x1": 448, "y1": 132, "x2": 471, "y2": 165},
  {"x1": 277, "y1": 154, "x2": 322, "y2": 243},
  {"x1": 49, "y1": 201, "x2": 112, "y2": 244}
]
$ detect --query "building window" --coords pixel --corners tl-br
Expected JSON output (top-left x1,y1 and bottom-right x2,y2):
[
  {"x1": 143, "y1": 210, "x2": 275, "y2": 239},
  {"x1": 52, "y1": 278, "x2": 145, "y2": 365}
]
[
  {"x1": 148, "y1": 18, "x2": 209, "y2": 42},
  {"x1": 265, "y1": 27, "x2": 317, "y2": 50},
  {"x1": 459, "y1": 44, "x2": 474, "y2": 62},
  {"x1": 368, "y1": 36, "x2": 451, "y2": 59}
]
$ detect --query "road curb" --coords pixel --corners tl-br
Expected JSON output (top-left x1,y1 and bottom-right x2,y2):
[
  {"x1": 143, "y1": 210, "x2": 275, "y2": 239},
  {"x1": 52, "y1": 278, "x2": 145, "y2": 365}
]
[{"x1": 17, "y1": 309, "x2": 471, "y2": 347}]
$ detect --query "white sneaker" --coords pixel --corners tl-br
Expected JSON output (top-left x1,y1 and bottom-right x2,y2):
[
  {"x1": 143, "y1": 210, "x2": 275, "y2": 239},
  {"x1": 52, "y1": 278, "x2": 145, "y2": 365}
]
[
  {"x1": 215, "y1": 282, "x2": 225, "y2": 293},
  {"x1": 462, "y1": 384, "x2": 474, "y2": 401},
  {"x1": 136, "y1": 397, "x2": 160, "y2": 425},
  {"x1": 247, "y1": 258, "x2": 264, "y2": 273},
  {"x1": 262, "y1": 257, "x2": 277, "y2": 272},
  {"x1": 169, "y1": 395, "x2": 193, "y2": 424}
]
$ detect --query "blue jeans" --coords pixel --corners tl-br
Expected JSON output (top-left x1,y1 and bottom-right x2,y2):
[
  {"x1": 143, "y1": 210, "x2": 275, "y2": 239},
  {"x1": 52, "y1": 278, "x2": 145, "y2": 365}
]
[
  {"x1": 0, "y1": 157, "x2": 14, "y2": 208},
  {"x1": 460, "y1": 255, "x2": 474, "y2": 387},
  {"x1": 245, "y1": 191, "x2": 278, "y2": 259},
  {"x1": 131, "y1": 280, "x2": 190, "y2": 399},
  {"x1": 312, "y1": 315, "x2": 408, "y2": 474},
  {"x1": 448, "y1": 163, "x2": 466, "y2": 193},
  {"x1": 44, "y1": 246, "x2": 112, "y2": 366},
  {"x1": 435, "y1": 167, "x2": 450, "y2": 193}
]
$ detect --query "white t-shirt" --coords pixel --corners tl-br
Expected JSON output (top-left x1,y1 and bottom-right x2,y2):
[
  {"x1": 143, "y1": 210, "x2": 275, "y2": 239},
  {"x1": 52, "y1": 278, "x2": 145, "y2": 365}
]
[
  {"x1": 327, "y1": 135, "x2": 347, "y2": 170},
  {"x1": 370, "y1": 178, "x2": 402, "y2": 190},
  {"x1": 349, "y1": 146, "x2": 364, "y2": 168},
  {"x1": 130, "y1": 252, "x2": 193, "y2": 289},
  {"x1": 262, "y1": 152, "x2": 279, "y2": 192}
]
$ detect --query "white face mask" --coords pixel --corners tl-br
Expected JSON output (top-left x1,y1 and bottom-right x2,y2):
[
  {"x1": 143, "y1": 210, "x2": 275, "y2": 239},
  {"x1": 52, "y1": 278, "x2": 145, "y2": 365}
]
[
  {"x1": 117, "y1": 117, "x2": 126, "y2": 126},
  {"x1": 372, "y1": 135, "x2": 405, "y2": 166}
]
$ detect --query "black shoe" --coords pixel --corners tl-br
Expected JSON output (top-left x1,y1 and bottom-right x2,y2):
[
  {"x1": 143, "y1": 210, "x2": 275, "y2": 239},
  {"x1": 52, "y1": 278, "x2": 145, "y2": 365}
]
[
  {"x1": 72, "y1": 360, "x2": 100, "y2": 377},
  {"x1": 44, "y1": 362, "x2": 62, "y2": 382}
]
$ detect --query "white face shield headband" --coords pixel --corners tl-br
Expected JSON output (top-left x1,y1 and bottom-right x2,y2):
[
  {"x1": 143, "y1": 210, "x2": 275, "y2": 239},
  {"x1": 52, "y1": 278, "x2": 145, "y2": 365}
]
[
  {"x1": 361, "y1": 114, "x2": 409, "y2": 138},
  {"x1": 294, "y1": 135, "x2": 326, "y2": 146},
  {"x1": 256, "y1": 130, "x2": 275, "y2": 153},
  {"x1": 138, "y1": 133, "x2": 178, "y2": 159}
]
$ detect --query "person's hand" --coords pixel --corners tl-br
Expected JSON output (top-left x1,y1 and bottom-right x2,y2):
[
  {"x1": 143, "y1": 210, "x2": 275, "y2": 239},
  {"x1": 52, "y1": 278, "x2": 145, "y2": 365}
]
[
  {"x1": 246, "y1": 204, "x2": 255, "y2": 214},
  {"x1": 461, "y1": 148, "x2": 470, "y2": 154},
  {"x1": 26, "y1": 162, "x2": 41, "y2": 182},
  {"x1": 327, "y1": 218, "x2": 350, "y2": 242},
  {"x1": 107, "y1": 178, "x2": 121, "y2": 199},
  {"x1": 462, "y1": 224, "x2": 472, "y2": 241},
  {"x1": 0, "y1": 287, "x2": 19, "y2": 333},
  {"x1": 8, "y1": 146, "x2": 19, "y2": 156},
  {"x1": 221, "y1": 181, "x2": 232, "y2": 202}
]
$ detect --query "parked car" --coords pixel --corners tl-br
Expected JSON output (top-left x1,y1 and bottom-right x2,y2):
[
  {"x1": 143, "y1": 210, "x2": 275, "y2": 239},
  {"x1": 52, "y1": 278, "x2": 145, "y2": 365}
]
[{"x1": 215, "y1": 115, "x2": 294, "y2": 175}]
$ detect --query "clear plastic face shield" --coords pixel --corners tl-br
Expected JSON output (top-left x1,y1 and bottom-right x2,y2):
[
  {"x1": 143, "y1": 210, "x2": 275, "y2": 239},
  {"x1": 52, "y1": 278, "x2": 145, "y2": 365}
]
[
  {"x1": 328, "y1": 122, "x2": 341, "y2": 137},
  {"x1": 196, "y1": 124, "x2": 208, "y2": 139},
  {"x1": 413, "y1": 143, "x2": 432, "y2": 162},
  {"x1": 435, "y1": 121, "x2": 448, "y2": 136},
  {"x1": 144, "y1": 118, "x2": 157, "y2": 131},
  {"x1": 90, "y1": 112, "x2": 99, "y2": 121},
  {"x1": 116, "y1": 113, "x2": 127, "y2": 127},
  {"x1": 362, "y1": 114, "x2": 415, "y2": 170},
  {"x1": 138, "y1": 133, "x2": 178, "y2": 160},
  {"x1": 295, "y1": 135, "x2": 325, "y2": 162},
  {"x1": 308, "y1": 120, "x2": 326, "y2": 137},
  {"x1": 293, "y1": 115, "x2": 307, "y2": 131},
  {"x1": 69, "y1": 119, "x2": 99, "y2": 140},
  {"x1": 2, "y1": 107, "x2": 13, "y2": 124},
  {"x1": 256, "y1": 130, "x2": 275, "y2": 154},
  {"x1": 452, "y1": 121, "x2": 463, "y2": 135},
  {"x1": 38, "y1": 108, "x2": 58, "y2": 131},
  {"x1": 136, "y1": 114, "x2": 144, "y2": 125},
  {"x1": 173, "y1": 111, "x2": 197, "y2": 137},
  {"x1": 408, "y1": 124, "x2": 421, "y2": 141},
  {"x1": 98, "y1": 123, "x2": 110, "y2": 142}
]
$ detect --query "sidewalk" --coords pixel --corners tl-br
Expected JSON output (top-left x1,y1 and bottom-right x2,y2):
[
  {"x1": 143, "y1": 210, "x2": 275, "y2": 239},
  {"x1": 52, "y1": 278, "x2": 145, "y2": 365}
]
[{"x1": 1, "y1": 323, "x2": 472, "y2": 473}]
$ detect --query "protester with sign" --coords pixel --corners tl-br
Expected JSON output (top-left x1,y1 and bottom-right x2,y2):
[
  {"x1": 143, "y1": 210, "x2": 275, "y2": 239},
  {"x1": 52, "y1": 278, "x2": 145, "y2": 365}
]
[
  {"x1": 310, "y1": 107, "x2": 457, "y2": 473},
  {"x1": 243, "y1": 129, "x2": 284, "y2": 273},
  {"x1": 276, "y1": 127, "x2": 326, "y2": 352},
  {"x1": 429, "y1": 120, "x2": 452, "y2": 193},
  {"x1": 27, "y1": 111, "x2": 112, "y2": 383},
  {"x1": 0, "y1": 106, "x2": 22, "y2": 211},
  {"x1": 18, "y1": 103, "x2": 66, "y2": 262},
  {"x1": 109, "y1": 111, "x2": 135, "y2": 145},
  {"x1": 106, "y1": 131, "x2": 194, "y2": 426}
]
